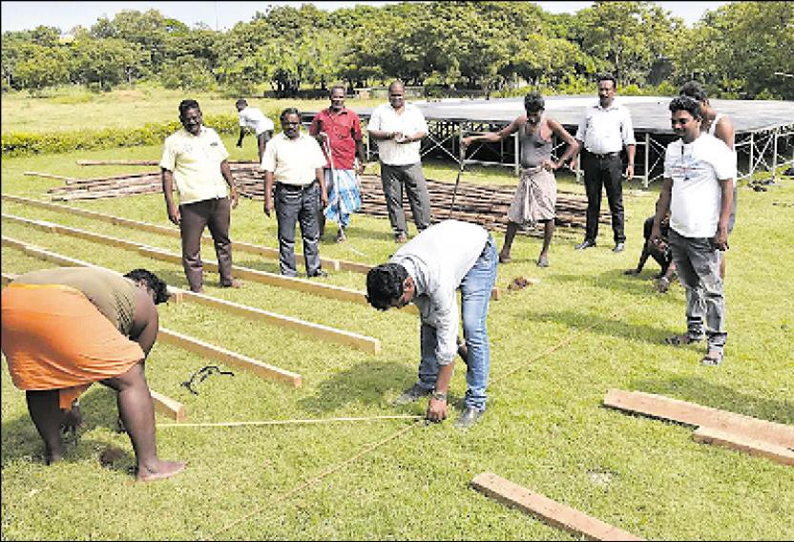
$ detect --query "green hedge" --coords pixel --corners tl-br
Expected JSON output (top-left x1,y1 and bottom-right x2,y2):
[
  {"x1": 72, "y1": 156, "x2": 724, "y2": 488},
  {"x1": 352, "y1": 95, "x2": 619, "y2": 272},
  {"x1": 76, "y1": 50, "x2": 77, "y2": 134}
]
[{"x1": 1, "y1": 114, "x2": 239, "y2": 157}]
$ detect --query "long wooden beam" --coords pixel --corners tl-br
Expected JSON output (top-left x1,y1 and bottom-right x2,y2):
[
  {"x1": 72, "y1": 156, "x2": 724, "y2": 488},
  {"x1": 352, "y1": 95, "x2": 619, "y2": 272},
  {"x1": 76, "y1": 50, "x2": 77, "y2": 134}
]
[
  {"x1": 471, "y1": 472, "x2": 644, "y2": 541},
  {"x1": 2, "y1": 270, "x2": 188, "y2": 422},
  {"x1": 1, "y1": 237, "x2": 302, "y2": 386},
  {"x1": 168, "y1": 287, "x2": 381, "y2": 354},
  {"x1": 157, "y1": 328, "x2": 301, "y2": 387},
  {"x1": 692, "y1": 427, "x2": 794, "y2": 467},
  {"x1": 2, "y1": 194, "x2": 366, "y2": 272},
  {"x1": 0, "y1": 234, "x2": 381, "y2": 352},
  {"x1": 604, "y1": 389, "x2": 794, "y2": 450},
  {"x1": 1, "y1": 213, "x2": 373, "y2": 307}
]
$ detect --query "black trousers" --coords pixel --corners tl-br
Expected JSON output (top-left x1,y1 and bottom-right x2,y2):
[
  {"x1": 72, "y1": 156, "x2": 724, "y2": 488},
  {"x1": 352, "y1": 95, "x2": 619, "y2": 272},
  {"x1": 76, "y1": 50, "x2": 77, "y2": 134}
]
[{"x1": 582, "y1": 152, "x2": 625, "y2": 243}]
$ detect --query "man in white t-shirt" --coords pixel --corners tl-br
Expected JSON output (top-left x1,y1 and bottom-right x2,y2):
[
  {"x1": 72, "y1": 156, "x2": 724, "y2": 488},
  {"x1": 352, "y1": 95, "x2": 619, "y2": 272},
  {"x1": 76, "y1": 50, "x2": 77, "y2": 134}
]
[
  {"x1": 236, "y1": 99, "x2": 274, "y2": 162},
  {"x1": 261, "y1": 107, "x2": 328, "y2": 277},
  {"x1": 651, "y1": 96, "x2": 735, "y2": 366},
  {"x1": 367, "y1": 81, "x2": 431, "y2": 243}
]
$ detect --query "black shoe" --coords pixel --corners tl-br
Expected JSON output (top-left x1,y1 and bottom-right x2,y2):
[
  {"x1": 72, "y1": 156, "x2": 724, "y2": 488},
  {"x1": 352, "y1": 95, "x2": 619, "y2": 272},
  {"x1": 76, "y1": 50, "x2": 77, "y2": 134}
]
[
  {"x1": 309, "y1": 269, "x2": 329, "y2": 278},
  {"x1": 575, "y1": 239, "x2": 596, "y2": 250},
  {"x1": 454, "y1": 406, "x2": 485, "y2": 429},
  {"x1": 612, "y1": 242, "x2": 625, "y2": 253},
  {"x1": 392, "y1": 383, "x2": 433, "y2": 405}
]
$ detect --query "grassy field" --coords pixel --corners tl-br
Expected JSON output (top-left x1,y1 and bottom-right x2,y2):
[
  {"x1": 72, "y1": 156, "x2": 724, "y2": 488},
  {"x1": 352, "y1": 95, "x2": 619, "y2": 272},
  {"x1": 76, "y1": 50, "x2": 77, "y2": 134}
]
[{"x1": 1, "y1": 89, "x2": 793, "y2": 540}]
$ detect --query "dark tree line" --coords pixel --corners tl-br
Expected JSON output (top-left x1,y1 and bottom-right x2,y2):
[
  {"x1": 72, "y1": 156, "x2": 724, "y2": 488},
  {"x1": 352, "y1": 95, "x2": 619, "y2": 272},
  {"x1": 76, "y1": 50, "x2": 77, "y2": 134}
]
[{"x1": 2, "y1": 1, "x2": 792, "y2": 100}]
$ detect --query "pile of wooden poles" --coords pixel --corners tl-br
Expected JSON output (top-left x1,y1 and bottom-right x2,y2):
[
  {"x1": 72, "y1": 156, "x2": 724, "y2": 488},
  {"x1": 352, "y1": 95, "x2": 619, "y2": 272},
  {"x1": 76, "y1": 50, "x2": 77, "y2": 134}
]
[{"x1": 30, "y1": 159, "x2": 609, "y2": 234}]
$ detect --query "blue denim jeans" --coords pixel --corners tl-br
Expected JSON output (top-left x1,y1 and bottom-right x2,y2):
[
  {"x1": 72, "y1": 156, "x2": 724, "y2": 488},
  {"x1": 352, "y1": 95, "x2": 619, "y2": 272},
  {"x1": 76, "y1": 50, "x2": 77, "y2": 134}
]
[{"x1": 417, "y1": 235, "x2": 497, "y2": 410}]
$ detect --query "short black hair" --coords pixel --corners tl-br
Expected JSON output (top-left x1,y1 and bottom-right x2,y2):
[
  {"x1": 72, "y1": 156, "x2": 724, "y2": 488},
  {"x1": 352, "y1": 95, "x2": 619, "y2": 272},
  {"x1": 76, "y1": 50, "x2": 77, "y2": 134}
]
[
  {"x1": 179, "y1": 99, "x2": 200, "y2": 117},
  {"x1": 524, "y1": 92, "x2": 545, "y2": 113},
  {"x1": 124, "y1": 268, "x2": 170, "y2": 304},
  {"x1": 280, "y1": 107, "x2": 300, "y2": 122},
  {"x1": 329, "y1": 85, "x2": 346, "y2": 96},
  {"x1": 669, "y1": 96, "x2": 702, "y2": 120},
  {"x1": 365, "y1": 263, "x2": 408, "y2": 311},
  {"x1": 236, "y1": 98, "x2": 248, "y2": 107},
  {"x1": 679, "y1": 81, "x2": 707, "y2": 103},
  {"x1": 596, "y1": 73, "x2": 617, "y2": 89}
]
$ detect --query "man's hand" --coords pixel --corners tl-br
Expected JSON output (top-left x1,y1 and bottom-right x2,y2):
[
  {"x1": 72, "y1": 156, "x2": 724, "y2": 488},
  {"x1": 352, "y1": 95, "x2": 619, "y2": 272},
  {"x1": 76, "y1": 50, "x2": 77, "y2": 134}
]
[
  {"x1": 625, "y1": 164, "x2": 635, "y2": 181},
  {"x1": 650, "y1": 225, "x2": 665, "y2": 251},
  {"x1": 167, "y1": 204, "x2": 181, "y2": 226},
  {"x1": 264, "y1": 199, "x2": 273, "y2": 218},
  {"x1": 356, "y1": 162, "x2": 365, "y2": 176},
  {"x1": 320, "y1": 190, "x2": 329, "y2": 207},
  {"x1": 711, "y1": 227, "x2": 729, "y2": 251},
  {"x1": 461, "y1": 136, "x2": 473, "y2": 148},
  {"x1": 426, "y1": 397, "x2": 447, "y2": 423},
  {"x1": 230, "y1": 188, "x2": 239, "y2": 209}
]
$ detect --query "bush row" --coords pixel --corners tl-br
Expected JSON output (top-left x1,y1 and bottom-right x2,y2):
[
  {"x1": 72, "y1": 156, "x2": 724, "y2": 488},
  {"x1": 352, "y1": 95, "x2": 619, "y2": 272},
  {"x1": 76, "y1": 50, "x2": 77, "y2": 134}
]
[{"x1": 1, "y1": 114, "x2": 239, "y2": 157}]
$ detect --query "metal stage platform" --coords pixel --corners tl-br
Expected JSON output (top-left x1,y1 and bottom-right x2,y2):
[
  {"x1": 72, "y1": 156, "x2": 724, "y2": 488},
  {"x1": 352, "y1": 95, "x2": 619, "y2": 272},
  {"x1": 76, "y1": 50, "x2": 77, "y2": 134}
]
[{"x1": 307, "y1": 96, "x2": 794, "y2": 187}]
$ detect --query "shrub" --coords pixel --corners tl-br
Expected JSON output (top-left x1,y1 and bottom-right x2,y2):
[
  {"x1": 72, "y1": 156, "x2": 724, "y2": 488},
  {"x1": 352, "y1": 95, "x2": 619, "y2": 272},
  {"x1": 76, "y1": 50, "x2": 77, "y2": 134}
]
[{"x1": 2, "y1": 114, "x2": 239, "y2": 156}]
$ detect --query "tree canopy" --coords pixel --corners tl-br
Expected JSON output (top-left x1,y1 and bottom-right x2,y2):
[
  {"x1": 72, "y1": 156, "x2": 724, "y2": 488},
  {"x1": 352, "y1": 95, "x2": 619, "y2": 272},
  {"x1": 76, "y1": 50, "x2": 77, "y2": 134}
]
[{"x1": 2, "y1": 1, "x2": 791, "y2": 100}]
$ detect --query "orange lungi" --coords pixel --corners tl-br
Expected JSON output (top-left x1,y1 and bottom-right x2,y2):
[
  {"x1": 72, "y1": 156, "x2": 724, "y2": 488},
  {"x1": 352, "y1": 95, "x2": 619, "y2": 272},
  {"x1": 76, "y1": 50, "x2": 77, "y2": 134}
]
[{"x1": 1, "y1": 283, "x2": 144, "y2": 409}]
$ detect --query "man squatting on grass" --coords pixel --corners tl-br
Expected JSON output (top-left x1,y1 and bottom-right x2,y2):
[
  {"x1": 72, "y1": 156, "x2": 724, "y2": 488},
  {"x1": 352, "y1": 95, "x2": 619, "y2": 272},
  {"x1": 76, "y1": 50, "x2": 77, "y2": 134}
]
[
  {"x1": 366, "y1": 220, "x2": 498, "y2": 429},
  {"x1": 0, "y1": 267, "x2": 186, "y2": 482},
  {"x1": 652, "y1": 96, "x2": 735, "y2": 366}
]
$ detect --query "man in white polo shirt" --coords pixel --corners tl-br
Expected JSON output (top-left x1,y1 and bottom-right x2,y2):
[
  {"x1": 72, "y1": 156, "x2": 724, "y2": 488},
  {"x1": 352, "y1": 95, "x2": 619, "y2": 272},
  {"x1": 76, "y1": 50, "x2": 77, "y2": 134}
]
[
  {"x1": 262, "y1": 107, "x2": 329, "y2": 277},
  {"x1": 651, "y1": 96, "x2": 735, "y2": 366},
  {"x1": 161, "y1": 99, "x2": 241, "y2": 293},
  {"x1": 235, "y1": 99, "x2": 275, "y2": 163},
  {"x1": 367, "y1": 80, "x2": 432, "y2": 244}
]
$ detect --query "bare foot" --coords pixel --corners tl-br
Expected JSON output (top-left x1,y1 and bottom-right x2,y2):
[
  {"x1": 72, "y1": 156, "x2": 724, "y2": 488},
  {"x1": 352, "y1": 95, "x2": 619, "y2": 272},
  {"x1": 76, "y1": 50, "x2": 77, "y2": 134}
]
[{"x1": 136, "y1": 460, "x2": 186, "y2": 482}]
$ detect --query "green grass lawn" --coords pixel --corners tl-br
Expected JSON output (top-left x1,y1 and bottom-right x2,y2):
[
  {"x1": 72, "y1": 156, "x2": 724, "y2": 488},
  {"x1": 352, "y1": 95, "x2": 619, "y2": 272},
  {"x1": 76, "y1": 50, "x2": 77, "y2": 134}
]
[{"x1": 2, "y1": 97, "x2": 793, "y2": 539}]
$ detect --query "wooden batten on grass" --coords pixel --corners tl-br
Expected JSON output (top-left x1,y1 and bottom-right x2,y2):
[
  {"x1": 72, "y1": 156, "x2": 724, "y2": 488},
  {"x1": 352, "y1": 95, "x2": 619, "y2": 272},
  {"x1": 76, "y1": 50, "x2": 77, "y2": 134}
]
[
  {"x1": 2, "y1": 195, "x2": 354, "y2": 273},
  {"x1": 471, "y1": 472, "x2": 644, "y2": 541},
  {"x1": 604, "y1": 389, "x2": 794, "y2": 450},
  {"x1": 158, "y1": 328, "x2": 302, "y2": 388},
  {"x1": 0, "y1": 234, "x2": 381, "y2": 353},
  {"x1": 150, "y1": 390, "x2": 186, "y2": 422},
  {"x1": 692, "y1": 427, "x2": 794, "y2": 467}
]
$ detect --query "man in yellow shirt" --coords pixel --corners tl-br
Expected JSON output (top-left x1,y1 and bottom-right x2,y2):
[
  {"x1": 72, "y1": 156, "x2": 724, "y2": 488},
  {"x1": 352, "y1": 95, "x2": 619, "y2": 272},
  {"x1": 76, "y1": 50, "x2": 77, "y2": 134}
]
[{"x1": 161, "y1": 99, "x2": 242, "y2": 293}]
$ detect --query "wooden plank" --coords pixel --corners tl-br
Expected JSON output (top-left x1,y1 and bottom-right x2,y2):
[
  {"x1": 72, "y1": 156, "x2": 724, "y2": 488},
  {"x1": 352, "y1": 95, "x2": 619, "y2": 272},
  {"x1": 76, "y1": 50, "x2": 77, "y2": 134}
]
[
  {"x1": 604, "y1": 389, "x2": 794, "y2": 450},
  {"x1": 1, "y1": 235, "x2": 381, "y2": 352},
  {"x1": 23, "y1": 171, "x2": 83, "y2": 183},
  {"x1": 150, "y1": 390, "x2": 186, "y2": 422},
  {"x1": 470, "y1": 472, "x2": 644, "y2": 541},
  {"x1": 2, "y1": 214, "x2": 145, "y2": 251},
  {"x1": 692, "y1": 427, "x2": 794, "y2": 467},
  {"x1": 2, "y1": 195, "x2": 352, "y2": 273},
  {"x1": 138, "y1": 245, "x2": 371, "y2": 306},
  {"x1": 171, "y1": 287, "x2": 381, "y2": 354},
  {"x1": 158, "y1": 328, "x2": 301, "y2": 388}
]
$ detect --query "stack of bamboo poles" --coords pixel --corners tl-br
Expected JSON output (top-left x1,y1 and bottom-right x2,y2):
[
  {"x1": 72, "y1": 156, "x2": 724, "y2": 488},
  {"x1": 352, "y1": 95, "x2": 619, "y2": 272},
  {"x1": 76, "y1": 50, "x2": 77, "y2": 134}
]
[{"x1": 32, "y1": 160, "x2": 608, "y2": 234}]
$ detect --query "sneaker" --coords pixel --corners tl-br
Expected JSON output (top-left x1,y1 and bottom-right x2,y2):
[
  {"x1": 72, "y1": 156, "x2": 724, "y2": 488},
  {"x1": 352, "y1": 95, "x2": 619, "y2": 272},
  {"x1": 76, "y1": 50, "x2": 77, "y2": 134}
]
[
  {"x1": 395, "y1": 233, "x2": 408, "y2": 244},
  {"x1": 392, "y1": 383, "x2": 433, "y2": 405},
  {"x1": 454, "y1": 407, "x2": 485, "y2": 429},
  {"x1": 309, "y1": 269, "x2": 329, "y2": 278},
  {"x1": 612, "y1": 242, "x2": 625, "y2": 253},
  {"x1": 221, "y1": 278, "x2": 243, "y2": 289},
  {"x1": 575, "y1": 239, "x2": 597, "y2": 250},
  {"x1": 336, "y1": 229, "x2": 346, "y2": 243}
]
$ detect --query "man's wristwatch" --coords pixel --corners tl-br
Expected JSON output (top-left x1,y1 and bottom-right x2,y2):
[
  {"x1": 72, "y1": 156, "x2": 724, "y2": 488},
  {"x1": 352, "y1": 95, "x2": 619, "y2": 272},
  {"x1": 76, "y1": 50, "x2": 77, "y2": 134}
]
[{"x1": 431, "y1": 391, "x2": 447, "y2": 402}]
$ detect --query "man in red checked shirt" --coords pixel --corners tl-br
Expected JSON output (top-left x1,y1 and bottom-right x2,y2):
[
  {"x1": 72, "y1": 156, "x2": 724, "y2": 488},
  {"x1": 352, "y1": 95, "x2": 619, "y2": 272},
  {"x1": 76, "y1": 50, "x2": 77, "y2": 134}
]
[{"x1": 309, "y1": 86, "x2": 367, "y2": 243}]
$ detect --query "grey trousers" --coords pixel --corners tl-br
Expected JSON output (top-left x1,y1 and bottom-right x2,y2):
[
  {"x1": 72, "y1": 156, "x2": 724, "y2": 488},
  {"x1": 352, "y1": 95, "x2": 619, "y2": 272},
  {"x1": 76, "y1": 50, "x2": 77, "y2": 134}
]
[
  {"x1": 380, "y1": 162, "x2": 432, "y2": 237},
  {"x1": 275, "y1": 182, "x2": 322, "y2": 277},
  {"x1": 668, "y1": 229, "x2": 727, "y2": 352},
  {"x1": 180, "y1": 197, "x2": 233, "y2": 292}
]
